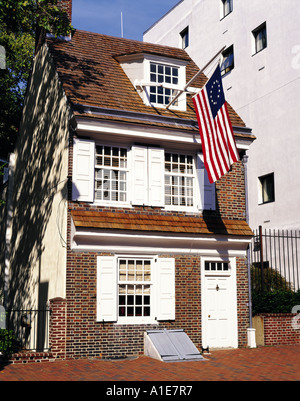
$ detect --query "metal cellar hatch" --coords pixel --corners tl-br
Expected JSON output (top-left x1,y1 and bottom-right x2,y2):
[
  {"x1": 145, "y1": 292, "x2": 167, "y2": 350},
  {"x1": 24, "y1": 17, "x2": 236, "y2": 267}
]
[{"x1": 144, "y1": 329, "x2": 205, "y2": 362}]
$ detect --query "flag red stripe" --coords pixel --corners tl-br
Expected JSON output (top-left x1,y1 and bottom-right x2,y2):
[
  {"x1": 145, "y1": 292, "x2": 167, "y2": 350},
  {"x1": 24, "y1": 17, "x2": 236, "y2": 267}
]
[
  {"x1": 193, "y1": 93, "x2": 216, "y2": 183},
  {"x1": 192, "y1": 69, "x2": 239, "y2": 183},
  {"x1": 199, "y1": 90, "x2": 223, "y2": 180}
]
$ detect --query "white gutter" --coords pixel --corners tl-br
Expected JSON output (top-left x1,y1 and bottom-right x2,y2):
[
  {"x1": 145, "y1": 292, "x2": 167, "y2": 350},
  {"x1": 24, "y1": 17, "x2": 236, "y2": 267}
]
[{"x1": 71, "y1": 229, "x2": 252, "y2": 256}]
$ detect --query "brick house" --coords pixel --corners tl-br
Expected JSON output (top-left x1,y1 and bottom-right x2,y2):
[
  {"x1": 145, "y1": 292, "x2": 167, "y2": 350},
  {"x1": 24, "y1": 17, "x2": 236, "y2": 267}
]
[{"x1": 2, "y1": 1, "x2": 255, "y2": 359}]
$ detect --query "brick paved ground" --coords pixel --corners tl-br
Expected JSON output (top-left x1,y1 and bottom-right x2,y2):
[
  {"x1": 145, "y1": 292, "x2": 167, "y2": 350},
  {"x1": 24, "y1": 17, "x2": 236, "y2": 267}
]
[{"x1": 0, "y1": 345, "x2": 299, "y2": 382}]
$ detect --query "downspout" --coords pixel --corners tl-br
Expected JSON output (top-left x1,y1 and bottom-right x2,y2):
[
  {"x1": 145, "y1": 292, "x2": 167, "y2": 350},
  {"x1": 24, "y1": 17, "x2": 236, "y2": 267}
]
[{"x1": 242, "y1": 155, "x2": 256, "y2": 347}]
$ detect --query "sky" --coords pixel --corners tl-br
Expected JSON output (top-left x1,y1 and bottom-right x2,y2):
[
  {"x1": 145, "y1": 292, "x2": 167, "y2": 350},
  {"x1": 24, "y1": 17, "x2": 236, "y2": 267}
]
[{"x1": 72, "y1": 0, "x2": 181, "y2": 41}]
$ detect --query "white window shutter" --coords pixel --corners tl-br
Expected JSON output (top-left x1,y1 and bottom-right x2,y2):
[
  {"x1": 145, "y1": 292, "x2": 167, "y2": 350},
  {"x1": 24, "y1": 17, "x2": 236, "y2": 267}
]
[
  {"x1": 97, "y1": 256, "x2": 117, "y2": 322},
  {"x1": 157, "y1": 258, "x2": 175, "y2": 321},
  {"x1": 148, "y1": 148, "x2": 164, "y2": 207},
  {"x1": 72, "y1": 138, "x2": 95, "y2": 202},
  {"x1": 131, "y1": 146, "x2": 148, "y2": 205},
  {"x1": 196, "y1": 153, "x2": 216, "y2": 210}
]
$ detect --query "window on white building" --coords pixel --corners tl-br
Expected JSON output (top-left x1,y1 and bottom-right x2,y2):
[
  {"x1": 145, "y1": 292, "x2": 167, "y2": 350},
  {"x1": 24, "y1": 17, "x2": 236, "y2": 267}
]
[
  {"x1": 221, "y1": 45, "x2": 234, "y2": 75},
  {"x1": 252, "y1": 22, "x2": 267, "y2": 54},
  {"x1": 258, "y1": 172, "x2": 274, "y2": 204},
  {"x1": 220, "y1": 0, "x2": 233, "y2": 19},
  {"x1": 180, "y1": 27, "x2": 189, "y2": 49}
]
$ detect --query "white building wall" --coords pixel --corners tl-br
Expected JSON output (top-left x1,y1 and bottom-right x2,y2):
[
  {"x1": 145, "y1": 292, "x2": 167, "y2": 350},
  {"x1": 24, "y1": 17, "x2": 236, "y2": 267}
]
[{"x1": 144, "y1": 0, "x2": 300, "y2": 230}]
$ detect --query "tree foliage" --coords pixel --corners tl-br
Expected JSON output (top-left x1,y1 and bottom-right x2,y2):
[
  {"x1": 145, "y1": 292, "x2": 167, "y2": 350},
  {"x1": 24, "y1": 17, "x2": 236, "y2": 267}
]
[{"x1": 0, "y1": 0, "x2": 72, "y2": 159}]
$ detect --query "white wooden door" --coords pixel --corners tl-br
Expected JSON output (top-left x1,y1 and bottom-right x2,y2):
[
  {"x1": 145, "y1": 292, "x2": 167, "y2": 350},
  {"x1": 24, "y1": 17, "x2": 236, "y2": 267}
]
[
  {"x1": 205, "y1": 276, "x2": 231, "y2": 347},
  {"x1": 202, "y1": 259, "x2": 238, "y2": 349}
]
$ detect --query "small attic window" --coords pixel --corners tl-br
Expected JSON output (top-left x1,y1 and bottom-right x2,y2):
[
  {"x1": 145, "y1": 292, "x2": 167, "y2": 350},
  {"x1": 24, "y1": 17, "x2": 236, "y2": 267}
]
[
  {"x1": 149, "y1": 62, "x2": 179, "y2": 106},
  {"x1": 116, "y1": 53, "x2": 188, "y2": 111}
]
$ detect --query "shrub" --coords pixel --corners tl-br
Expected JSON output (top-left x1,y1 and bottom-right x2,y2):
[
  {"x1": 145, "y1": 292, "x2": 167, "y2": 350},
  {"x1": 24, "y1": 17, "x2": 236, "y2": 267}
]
[
  {"x1": 252, "y1": 289, "x2": 300, "y2": 315},
  {"x1": 251, "y1": 265, "x2": 294, "y2": 292},
  {"x1": 0, "y1": 329, "x2": 19, "y2": 355}
]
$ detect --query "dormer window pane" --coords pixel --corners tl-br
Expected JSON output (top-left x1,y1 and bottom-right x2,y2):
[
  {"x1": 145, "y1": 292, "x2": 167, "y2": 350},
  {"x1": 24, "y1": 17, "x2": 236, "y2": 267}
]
[{"x1": 149, "y1": 62, "x2": 179, "y2": 106}]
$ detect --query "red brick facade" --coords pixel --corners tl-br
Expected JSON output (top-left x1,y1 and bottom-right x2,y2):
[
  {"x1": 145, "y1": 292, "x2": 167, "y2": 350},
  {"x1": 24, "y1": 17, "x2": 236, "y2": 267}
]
[
  {"x1": 62, "y1": 135, "x2": 251, "y2": 359},
  {"x1": 260, "y1": 313, "x2": 300, "y2": 346},
  {"x1": 58, "y1": 0, "x2": 72, "y2": 22},
  {"x1": 49, "y1": 298, "x2": 67, "y2": 359},
  {"x1": 64, "y1": 251, "x2": 250, "y2": 359}
]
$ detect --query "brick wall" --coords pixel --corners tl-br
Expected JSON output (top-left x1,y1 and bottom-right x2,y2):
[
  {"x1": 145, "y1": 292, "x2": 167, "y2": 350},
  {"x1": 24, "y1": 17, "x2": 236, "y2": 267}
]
[
  {"x1": 49, "y1": 297, "x2": 67, "y2": 359},
  {"x1": 260, "y1": 313, "x2": 300, "y2": 346},
  {"x1": 63, "y1": 136, "x2": 249, "y2": 359},
  {"x1": 215, "y1": 160, "x2": 246, "y2": 220},
  {"x1": 58, "y1": 0, "x2": 72, "y2": 22},
  {"x1": 236, "y1": 257, "x2": 250, "y2": 346},
  {"x1": 64, "y1": 251, "x2": 249, "y2": 359}
]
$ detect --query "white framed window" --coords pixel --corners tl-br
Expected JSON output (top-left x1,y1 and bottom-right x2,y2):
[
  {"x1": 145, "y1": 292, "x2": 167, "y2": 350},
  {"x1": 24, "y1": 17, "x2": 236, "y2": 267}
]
[
  {"x1": 220, "y1": 0, "x2": 233, "y2": 19},
  {"x1": 204, "y1": 261, "x2": 230, "y2": 272},
  {"x1": 252, "y1": 22, "x2": 267, "y2": 55},
  {"x1": 72, "y1": 139, "x2": 216, "y2": 211},
  {"x1": 165, "y1": 152, "x2": 194, "y2": 208},
  {"x1": 149, "y1": 62, "x2": 179, "y2": 106},
  {"x1": 117, "y1": 53, "x2": 188, "y2": 111},
  {"x1": 143, "y1": 56, "x2": 187, "y2": 111},
  {"x1": 94, "y1": 145, "x2": 128, "y2": 203},
  {"x1": 118, "y1": 258, "x2": 152, "y2": 320},
  {"x1": 97, "y1": 256, "x2": 175, "y2": 324}
]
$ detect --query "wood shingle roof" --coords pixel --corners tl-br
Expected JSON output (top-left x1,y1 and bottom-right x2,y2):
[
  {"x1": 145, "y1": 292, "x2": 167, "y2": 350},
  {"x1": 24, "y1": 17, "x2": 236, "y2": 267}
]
[
  {"x1": 71, "y1": 210, "x2": 253, "y2": 237},
  {"x1": 46, "y1": 30, "x2": 247, "y2": 131}
]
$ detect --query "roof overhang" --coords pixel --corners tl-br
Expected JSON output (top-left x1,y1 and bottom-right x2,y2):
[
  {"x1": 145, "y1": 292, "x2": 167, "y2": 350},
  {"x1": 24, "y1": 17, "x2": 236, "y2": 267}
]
[
  {"x1": 70, "y1": 211, "x2": 253, "y2": 256},
  {"x1": 71, "y1": 228, "x2": 252, "y2": 256},
  {"x1": 71, "y1": 104, "x2": 255, "y2": 151}
]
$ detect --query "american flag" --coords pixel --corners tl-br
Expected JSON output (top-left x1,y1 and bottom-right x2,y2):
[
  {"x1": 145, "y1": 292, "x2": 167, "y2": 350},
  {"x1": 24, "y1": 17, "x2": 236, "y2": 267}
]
[{"x1": 193, "y1": 65, "x2": 239, "y2": 184}]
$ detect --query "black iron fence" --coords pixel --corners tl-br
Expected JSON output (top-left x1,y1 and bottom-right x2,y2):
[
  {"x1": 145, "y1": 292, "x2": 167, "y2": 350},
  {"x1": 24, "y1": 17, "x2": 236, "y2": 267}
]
[
  {"x1": 1, "y1": 308, "x2": 51, "y2": 354},
  {"x1": 250, "y1": 226, "x2": 300, "y2": 292}
]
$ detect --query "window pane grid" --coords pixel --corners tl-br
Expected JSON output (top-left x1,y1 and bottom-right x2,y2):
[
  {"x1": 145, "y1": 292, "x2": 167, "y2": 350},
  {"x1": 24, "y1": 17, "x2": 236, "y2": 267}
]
[
  {"x1": 150, "y1": 62, "x2": 179, "y2": 106},
  {"x1": 118, "y1": 284, "x2": 151, "y2": 317},
  {"x1": 165, "y1": 153, "x2": 194, "y2": 207},
  {"x1": 118, "y1": 259, "x2": 151, "y2": 318},
  {"x1": 95, "y1": 145, "x2": 127, "y2": 202},
  {"x1": 205, "y1": 261, "x2": 229, "y2": 271}
]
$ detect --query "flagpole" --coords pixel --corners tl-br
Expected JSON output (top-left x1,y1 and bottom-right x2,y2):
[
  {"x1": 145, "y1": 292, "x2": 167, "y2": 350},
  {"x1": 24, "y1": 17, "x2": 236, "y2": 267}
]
[{"x1": 166, "y1": 46, "x2": 226, "y2": 109}]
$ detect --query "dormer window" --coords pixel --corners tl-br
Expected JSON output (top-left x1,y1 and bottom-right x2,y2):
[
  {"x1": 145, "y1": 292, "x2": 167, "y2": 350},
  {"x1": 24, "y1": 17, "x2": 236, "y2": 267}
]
[
  {"x1": 149, "y1": 62, "x2": 179, "y2": 106},
  {"x1": 116, "y1": 53, "x2": 188, "y2": 111}
]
